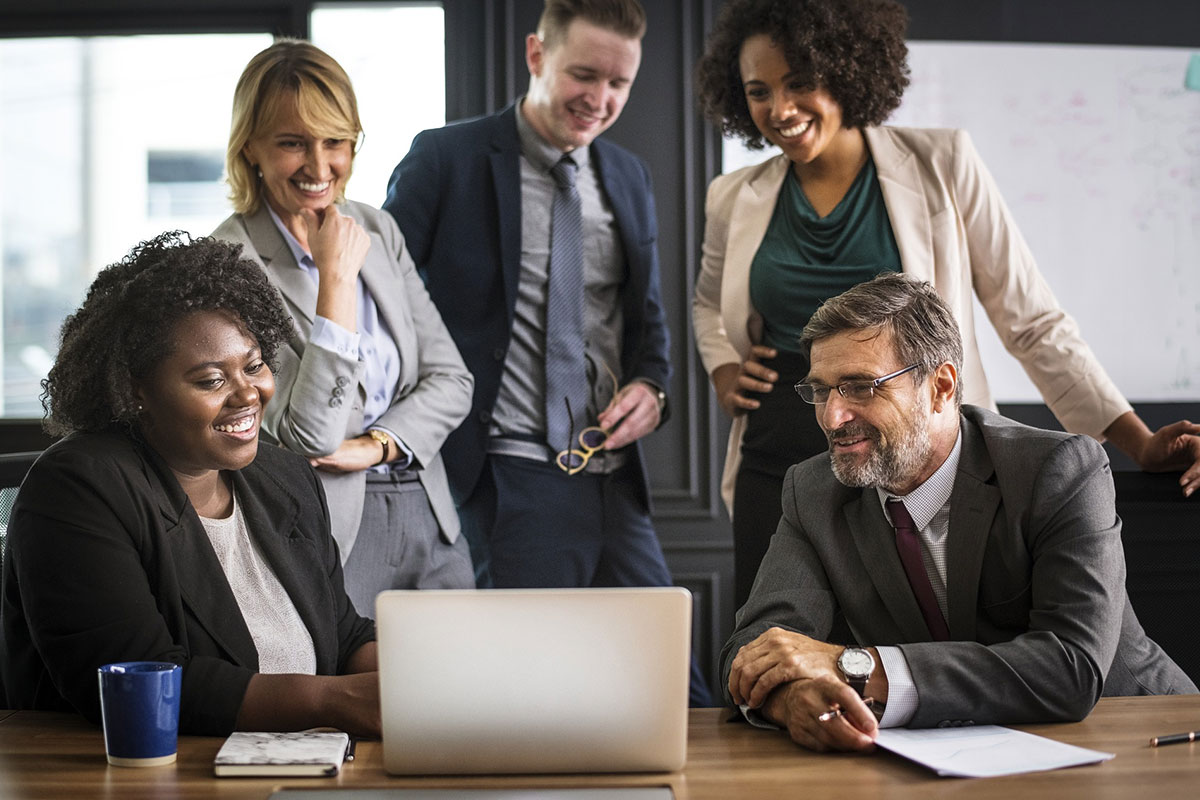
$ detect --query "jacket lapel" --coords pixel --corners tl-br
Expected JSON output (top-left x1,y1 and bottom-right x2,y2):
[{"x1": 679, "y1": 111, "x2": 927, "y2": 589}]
[
  {"x1": 355, "y1": 218, "x2": 418, "y2": 396},
  {"x1": 242, "y1": 206, "x2": 319, "y2": 328},
  {"x1": 865, "y1": 127, "x2": 935, "y2": 283},
  {"x1": 593, "y1": 143, "x2": 640, "y2": 288},
  {"x1": 489, "y1": 105, "x2": 523, "y2": 329},
  {"x1": 846, "y1": 491, "x2": 934, "y2": 642},
  {"x1": 945, "y1": 416, "x2": 1001, "y2": 642},
  {"x1": 142, "y1": 446, "x2": 259, "y2": 670},
  {"x1": 723, "y1": 156, "x2": 789, "y2": 350},
  {"x1": 231, "y1": 462, "x2": 337, "y2": 672}
]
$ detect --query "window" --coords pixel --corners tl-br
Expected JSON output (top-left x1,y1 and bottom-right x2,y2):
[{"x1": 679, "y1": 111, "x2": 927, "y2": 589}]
[
  {"x1": 311, "y1": 3, "x2": 445, "y2": 209},
  {"x1": 0, "y1": 33, "x2": 272, "y2": 417},
  {"x1": 0, "y1": 3, "x2": 445, "y2": 420}
]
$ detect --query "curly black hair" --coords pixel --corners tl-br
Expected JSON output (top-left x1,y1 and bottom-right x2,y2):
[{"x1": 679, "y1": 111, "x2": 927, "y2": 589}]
[
  {"x1": 696, "y1": 0, "x2": 910, "y2": 149},
  {"x1": 42, "y1": 231, "x2": 292, "y2": 437}
]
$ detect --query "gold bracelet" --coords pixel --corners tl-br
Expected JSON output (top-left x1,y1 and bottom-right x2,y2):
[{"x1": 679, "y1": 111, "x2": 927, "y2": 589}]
[{"x1": 367, "y1": 429, "x2": 390, "y2": 466}]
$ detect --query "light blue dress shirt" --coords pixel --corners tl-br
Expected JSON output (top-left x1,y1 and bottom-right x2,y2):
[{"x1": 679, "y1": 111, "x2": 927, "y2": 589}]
[{"x1": 266, "y1": 206, "x2": 413, "y2": 469}]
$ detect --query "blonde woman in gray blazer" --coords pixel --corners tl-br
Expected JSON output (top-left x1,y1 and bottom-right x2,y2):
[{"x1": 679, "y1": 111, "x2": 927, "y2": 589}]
[
  {"x1": 693, "y1": 0, "x2": 1200, "y2": 609},
  {"x1": 214, "y1": 41, "x2": 475, "y2": 614}
]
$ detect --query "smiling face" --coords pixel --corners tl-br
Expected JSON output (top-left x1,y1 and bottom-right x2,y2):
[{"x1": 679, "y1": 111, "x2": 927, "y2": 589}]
[
  {"x1": 242, "y1": 94, "x2": 353, "y2": 231},
  {"x1": 134, "y1": 310, "x2": 275, "y2": 489},
  {"x1": 523, "y1": 19, "x2": 641, "y2": 152},
  {"x1": 738, "y1": 34, "x2": 849, "y2": 167},
  {"x1": 806, "y1": 328, "x2": 938, "y2": 494}
]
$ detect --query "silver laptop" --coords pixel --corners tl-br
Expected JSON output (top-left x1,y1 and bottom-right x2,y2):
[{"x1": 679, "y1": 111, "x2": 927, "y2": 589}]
[{"x1": 375, "y1": 588, "x2": 691, "y2": 775}]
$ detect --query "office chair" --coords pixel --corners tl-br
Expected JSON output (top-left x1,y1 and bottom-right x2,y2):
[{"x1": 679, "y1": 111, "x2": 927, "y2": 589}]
[
  {"x1": 0, "y1": 451, "x2": 39, "y2": 573},
  {"x1": 0, "y1": 451, "x2": 41, "y2": 706}
]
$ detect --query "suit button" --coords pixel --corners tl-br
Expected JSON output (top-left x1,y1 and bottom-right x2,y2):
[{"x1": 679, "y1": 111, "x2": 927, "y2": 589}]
[
  {"x1": 336, "y1": 376, "x2": 349, "y2": 388},
  {"x1": 333, "y1": 386, "x2": 344, "y2": 397},
  {"x1": 330, "y1": 398, "x2": 343, "y2": 408},
  {"x1": 937, "y1": 721, "x2": 952, "y2": 728},
  {"x1": 493, "y1": 347, "x2": 505, "y2": 361},
  {"x1": 478, "y1": 409, "x2": 491, "y2": 424}
]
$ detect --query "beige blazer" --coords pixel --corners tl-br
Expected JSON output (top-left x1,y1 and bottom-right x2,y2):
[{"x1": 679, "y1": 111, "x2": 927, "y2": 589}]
[
  {"x1": 214, "y1": 200, "x2": 473, "y2": 559},
  {"x1": 693, "y1": 126, "x2": 1131, "y2": 514}
]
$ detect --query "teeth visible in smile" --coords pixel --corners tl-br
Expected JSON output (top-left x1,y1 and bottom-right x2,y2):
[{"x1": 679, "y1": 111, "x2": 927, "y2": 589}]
[
  {"x1": 214, "y1": 417, "x2": 254, "y2": 434},
  {"x1": 295, "y1": 180, "x2": 329, "y2": 192},
  {"x1": 779, "y1": 120, "x2": 811, "y2": 138}
]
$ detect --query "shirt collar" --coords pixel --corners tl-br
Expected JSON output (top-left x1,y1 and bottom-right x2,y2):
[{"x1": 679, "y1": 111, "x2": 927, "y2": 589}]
[
  {"x1": 265, "y1": 204, "x2": 313, "y2": 267},
  {"x1": 515, "y1": 95, "x2": 592, "y2": 174},
  {"x1": 876, "y1": 424, "x2": 963, "y2": 530}
]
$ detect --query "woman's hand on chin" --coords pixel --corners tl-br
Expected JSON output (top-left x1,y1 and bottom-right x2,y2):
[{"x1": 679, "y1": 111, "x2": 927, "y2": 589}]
[{"x1": 303, "y1": 204, "x2": 369, "y2": 288}]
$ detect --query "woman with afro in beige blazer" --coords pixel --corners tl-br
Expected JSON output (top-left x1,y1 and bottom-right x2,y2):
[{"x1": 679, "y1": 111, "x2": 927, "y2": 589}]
[{"x1": 692, "y1": 0, "x2": 1200, "y2": 609}]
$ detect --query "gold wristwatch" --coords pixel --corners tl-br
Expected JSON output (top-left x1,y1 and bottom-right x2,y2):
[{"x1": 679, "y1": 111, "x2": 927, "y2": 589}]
[{"x1": 367, "y1": 429, "x2": 391, "y2": 466}]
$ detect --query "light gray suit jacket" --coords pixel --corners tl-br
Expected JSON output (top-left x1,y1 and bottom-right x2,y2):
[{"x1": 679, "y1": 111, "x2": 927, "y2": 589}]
[
  {"x1": 721, "y1": 406, "x2": 1194, "y2": 728},
  {"x1": 213, "y1": 200, "x2": 473, "y2": 560}
]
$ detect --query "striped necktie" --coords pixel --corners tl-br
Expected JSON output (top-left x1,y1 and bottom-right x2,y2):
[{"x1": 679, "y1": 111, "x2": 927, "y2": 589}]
[{"x1": 544, "y1": 155, "x2": 589, "y2": 454}]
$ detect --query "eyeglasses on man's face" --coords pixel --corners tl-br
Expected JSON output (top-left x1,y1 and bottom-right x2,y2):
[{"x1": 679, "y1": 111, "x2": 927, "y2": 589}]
[{"x1": 794, "y1": 363, "x2": 921, "y2": 405}]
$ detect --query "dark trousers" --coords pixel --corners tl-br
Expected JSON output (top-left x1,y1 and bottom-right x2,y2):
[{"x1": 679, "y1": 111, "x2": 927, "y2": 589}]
[
  {"x1": 459, "y1": 453, "x2": 714, "y2": 707},
  {"x1": 733, "y1": 349, "x2": 830, "y2": 612}
]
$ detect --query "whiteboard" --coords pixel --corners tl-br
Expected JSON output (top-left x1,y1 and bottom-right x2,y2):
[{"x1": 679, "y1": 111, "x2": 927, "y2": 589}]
[{"x1": 890, "y1": 42, "x2": 1200, "y2": 402}]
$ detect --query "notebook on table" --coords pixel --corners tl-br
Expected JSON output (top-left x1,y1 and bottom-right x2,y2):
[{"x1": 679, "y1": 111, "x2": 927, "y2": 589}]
[
  {"x1": 214, "y1": 731, "x2": 351, "y2": 777},
  {"x1": 375, "y1": 587, "x2": 692, "y2": 775}
]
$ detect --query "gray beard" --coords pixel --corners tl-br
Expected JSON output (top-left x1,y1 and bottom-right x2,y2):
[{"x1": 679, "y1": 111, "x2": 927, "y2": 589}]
[{"x1": 828, "y1": 409, "x2": 933, "y2": 493}]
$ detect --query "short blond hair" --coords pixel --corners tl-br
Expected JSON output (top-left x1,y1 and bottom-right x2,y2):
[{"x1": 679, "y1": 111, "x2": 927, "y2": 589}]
[
  {"x1": 226, "y1": 39, "x2": 363, "y2": 215},
  {"x1": 537, "y1": 0, "x2": 646, "y2": 48}
]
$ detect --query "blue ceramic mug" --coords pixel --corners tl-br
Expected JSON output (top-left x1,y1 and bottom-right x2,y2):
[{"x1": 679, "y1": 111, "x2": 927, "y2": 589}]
[{"x1": 97, "y1": 661, "x2": 182, "y2": 767}]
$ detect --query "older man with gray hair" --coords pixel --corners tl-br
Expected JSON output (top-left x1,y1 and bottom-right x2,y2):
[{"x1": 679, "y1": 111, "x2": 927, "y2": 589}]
[{"x1": 722, "y1": 272, "x2": 1194, "y2": 752}]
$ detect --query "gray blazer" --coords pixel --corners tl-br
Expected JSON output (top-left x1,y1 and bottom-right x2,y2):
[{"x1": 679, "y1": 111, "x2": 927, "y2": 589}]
[
  {"x1": 721, "y1": 406, "x2": 1195, "y2": 728},
  {"x1": 213, "y1": 200, "x2": 473, "y2": 559}
]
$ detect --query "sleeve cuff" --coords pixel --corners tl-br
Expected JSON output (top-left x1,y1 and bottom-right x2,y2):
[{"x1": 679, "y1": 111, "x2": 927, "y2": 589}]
[
  {"x1": 311, "y1": 315, "x2": 360, "y2": 358},
  {"x1": 876, "y1": 646, "x2": 918, "y2": 727},
  {"x1": 370, "y1": 426, "x2": 414, "y2": 469},
  {"x1": 737, "y1": 703, "x2": 780, "y2": 730}
]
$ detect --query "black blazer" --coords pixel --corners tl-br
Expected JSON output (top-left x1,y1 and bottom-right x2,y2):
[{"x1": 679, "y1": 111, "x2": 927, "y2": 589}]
[
  {"x1": 0, "y1": 430, "x2": 374, "y2": 735},
  {"x1": 383, "y1": 103, "x2": 671, "y2": 508}
]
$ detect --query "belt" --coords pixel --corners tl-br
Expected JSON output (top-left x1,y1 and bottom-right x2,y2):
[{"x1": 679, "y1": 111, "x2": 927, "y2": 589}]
[
  {"x1": 487, "y1": 436, "x2": 628, "y2": 475},
  {"x1": 365, "y1": 467, "x2": 422, "y2": 484}
]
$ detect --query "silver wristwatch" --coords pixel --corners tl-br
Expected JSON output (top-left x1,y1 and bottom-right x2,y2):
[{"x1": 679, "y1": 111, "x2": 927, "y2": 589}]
[{"x1": 837, "y1": 646, "x2": 875, "y2": 698}]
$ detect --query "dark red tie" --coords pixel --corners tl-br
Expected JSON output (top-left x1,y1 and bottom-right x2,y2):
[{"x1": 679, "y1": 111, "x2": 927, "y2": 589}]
[{"x1": 886, "y1": 499, "x2": 950, "y2": 641}]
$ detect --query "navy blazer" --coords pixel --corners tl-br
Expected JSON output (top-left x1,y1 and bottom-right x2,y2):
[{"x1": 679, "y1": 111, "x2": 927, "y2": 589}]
[
  {"x1": 0, "y1": 431, "x2": 375, "y2": 735},
  {"x1": 383, "y1": 104, "x2": 671, "y2": 507}
]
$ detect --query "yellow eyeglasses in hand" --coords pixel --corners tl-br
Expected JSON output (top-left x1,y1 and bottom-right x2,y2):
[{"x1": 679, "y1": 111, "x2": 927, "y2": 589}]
[{"x1": 555, "y1": 426, "x2": 610, "y2": 475}]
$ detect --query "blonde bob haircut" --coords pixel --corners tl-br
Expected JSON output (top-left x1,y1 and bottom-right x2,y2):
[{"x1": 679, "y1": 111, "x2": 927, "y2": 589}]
[{"x1": 226, "y1": 39, "x2": 363, "y2": 215}]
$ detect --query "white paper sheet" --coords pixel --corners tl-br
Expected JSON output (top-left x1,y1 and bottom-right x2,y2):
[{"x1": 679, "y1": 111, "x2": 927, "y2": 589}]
[{"x1": 874, "y1": 725, "x2": 1114, "y2": 778}]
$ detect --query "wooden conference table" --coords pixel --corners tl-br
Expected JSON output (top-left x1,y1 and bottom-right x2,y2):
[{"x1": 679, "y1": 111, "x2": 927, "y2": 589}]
[{"x1": 0, "y1": 696, "x2": 1197, "y2": 799}]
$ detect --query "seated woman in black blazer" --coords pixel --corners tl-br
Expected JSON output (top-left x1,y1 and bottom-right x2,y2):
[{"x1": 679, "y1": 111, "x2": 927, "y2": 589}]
[{"x1": 0, "y1": 232, "x2": 379, "y2": 736}]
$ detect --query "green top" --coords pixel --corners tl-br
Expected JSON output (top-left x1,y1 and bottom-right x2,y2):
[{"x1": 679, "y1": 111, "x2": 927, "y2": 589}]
[{"x1": 749, "y1": 156, "x2": 902, "y2": 353}]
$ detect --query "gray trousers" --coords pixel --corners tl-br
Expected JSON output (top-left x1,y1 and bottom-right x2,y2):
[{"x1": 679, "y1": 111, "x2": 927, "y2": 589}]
[{"x1": 342, "y1": 471, "x2": 474, "y2": 619}]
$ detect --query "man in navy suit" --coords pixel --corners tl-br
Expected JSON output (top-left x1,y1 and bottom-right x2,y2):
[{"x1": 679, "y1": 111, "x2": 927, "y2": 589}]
[{"x1": 383, "y1": 0, "x2": 709, "y2": 704}]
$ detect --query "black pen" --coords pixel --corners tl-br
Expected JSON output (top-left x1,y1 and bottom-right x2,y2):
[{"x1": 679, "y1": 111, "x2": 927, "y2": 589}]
[
  {"x1": 1150, "y1": 731, "x2": 1198, "y2": 747},
  {"x1": 344, "y1": 736, "x2": 357, "y2": 762}
]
